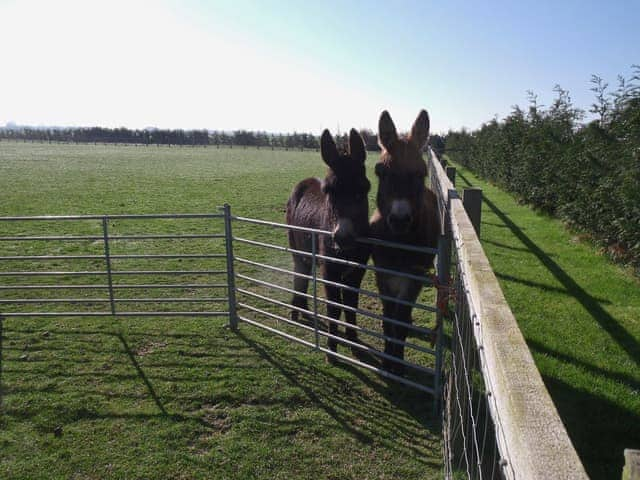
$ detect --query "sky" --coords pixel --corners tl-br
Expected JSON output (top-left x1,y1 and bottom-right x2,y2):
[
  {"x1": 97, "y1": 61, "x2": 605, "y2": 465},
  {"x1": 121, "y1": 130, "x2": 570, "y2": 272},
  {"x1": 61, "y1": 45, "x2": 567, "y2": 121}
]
[{"x1": 1, "y1": 0, "x2": 638, "y2": 134}]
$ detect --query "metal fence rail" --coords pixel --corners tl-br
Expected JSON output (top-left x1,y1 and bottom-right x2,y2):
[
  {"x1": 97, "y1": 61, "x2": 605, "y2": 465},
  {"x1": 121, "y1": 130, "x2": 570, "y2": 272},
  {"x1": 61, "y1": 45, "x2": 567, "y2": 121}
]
[
  {"x1": 0, "y1": 207, "x2": 446, "y2": 403},
  {"x1": 0, "y1": 212, "x2": 230, "y2": 318},
  {"x1": 230, "y1": 214, "x2": 445, "y2": 400}
]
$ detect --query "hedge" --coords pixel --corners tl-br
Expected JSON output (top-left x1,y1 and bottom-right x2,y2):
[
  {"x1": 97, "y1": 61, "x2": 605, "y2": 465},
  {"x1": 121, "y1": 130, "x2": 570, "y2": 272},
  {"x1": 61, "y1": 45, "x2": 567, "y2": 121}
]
[{"x1": 445, "y1": 69, "x2": 640, "y2": 271}]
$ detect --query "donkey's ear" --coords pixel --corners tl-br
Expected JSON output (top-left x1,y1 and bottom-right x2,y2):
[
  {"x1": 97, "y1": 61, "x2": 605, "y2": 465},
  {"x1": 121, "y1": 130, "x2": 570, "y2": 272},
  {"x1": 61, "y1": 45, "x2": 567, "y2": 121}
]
[
  {"x1": 378, "y1": 110, "x2": 398, "y2": 151},
  {"x1": 348, "y1": 128, "x2": 366, "y2": 163},
  {"x1": 320, "y1": 129, "x2": 339, "y2": 168},
  {"x1": 409, "y1": 109, "x2": 430, "y2": 149}
]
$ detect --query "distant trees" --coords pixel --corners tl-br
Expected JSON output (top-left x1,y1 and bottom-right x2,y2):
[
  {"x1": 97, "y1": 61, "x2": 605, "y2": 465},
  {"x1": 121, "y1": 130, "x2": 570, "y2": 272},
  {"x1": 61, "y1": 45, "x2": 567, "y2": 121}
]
[
  {"x1": 429, "y1": 134, "x2": 445, "y2": 157},
  {"x1": 0, "y1": 126, "x2": 329, "y2": 149}
]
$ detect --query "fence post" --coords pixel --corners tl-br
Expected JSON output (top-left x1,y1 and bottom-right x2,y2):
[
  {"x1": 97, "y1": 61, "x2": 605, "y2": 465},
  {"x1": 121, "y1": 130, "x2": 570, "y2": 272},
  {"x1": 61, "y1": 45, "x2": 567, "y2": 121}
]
[
  {"x1": 434, "y1": 189, "x2": 454, "y2": 415},
  {"x1": 222, "y1": 204, "x2": 238, "y2": 330},
  {"x1": 101, "y1": 216, "x2": 116, "y2": 315},
  {"x1": 463, "y1": 187, "x2": 483, "y2": 236},
  {"x1": 624, "y1": 449, "x2": 640, "y2": 480},
  {"x1": 446, "y1": 166, "x2": 457, "y2": 187}
]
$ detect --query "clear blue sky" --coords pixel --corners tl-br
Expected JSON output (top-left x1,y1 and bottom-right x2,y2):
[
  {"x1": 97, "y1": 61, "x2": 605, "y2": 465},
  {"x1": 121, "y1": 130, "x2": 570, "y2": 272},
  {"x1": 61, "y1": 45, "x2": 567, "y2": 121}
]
[{"x1": 1, "y1": 0, "x2": 638, "y2": 134}]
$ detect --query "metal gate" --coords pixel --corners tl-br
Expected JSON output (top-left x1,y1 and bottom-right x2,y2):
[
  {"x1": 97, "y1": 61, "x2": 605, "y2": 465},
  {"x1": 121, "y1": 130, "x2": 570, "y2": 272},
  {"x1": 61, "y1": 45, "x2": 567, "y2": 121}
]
[
  {"x1": 0, "y1": 212, "x2": 231, "y2": 318},
  {"x1": 0, "y1": 205, "x2": 447, "y2": 404}
]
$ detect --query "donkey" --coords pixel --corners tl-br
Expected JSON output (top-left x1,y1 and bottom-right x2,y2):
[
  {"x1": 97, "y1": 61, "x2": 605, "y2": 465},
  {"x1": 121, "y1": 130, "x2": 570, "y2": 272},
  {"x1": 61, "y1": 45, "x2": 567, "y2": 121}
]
[
  {"x1": 369, "y1": 110, "x2": 439, "y2": 375},
  {"x1": 286, "y1": 128, "x2": 371, "y2": 359}
]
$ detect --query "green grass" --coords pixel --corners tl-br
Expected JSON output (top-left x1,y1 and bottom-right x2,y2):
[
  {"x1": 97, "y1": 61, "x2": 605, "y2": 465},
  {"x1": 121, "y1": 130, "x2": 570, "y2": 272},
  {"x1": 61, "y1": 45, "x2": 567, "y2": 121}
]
[
  {"x1": 448, "y1": 159, "x2": 640, "y2": 480},
  {"x1": 0, "y1": 142, "x2": 442, "y2": 479}
]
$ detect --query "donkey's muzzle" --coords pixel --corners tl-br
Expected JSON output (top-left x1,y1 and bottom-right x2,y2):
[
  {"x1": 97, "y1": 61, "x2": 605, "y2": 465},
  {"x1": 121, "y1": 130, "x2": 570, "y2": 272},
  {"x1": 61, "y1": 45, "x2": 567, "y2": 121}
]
[
  {"x1": 332, "y1": 229, "x2": 357, "y2": 251},
  {"x1": 388, "y1": 212, "x2": 412, "y2": 234}
]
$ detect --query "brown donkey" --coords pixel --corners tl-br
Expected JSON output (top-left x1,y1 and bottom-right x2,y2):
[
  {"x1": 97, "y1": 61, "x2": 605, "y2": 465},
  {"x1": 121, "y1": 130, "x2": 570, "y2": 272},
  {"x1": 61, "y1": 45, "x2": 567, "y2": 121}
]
[
  {"x1": 286, "y1": 129, "x2": 371, "y2": 358},
  {"x1": 370, "y1": 110, "x2": 439, "y2": 375}
]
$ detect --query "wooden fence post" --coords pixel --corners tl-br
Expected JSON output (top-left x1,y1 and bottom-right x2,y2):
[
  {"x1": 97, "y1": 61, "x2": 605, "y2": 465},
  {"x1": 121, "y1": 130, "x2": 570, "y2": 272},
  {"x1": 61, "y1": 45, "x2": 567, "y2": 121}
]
[
  {"x1": 624, "y1": 449, "x2": 640, "y2": 480},
  {"x1": 463, "y1": 187, "x2": 482, "y2": 237},
  {"x1": 445, "y1": 166, "x2": 456, "y2": 186}
]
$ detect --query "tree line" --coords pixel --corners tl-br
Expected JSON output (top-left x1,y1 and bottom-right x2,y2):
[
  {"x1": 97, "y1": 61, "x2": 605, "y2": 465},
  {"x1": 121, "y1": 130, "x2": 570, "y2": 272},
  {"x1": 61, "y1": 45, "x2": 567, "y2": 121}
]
[
  {"x1": 0, "y1": 124, "x2": 446, "y2": 154},
  {"x1": 0, "y1": 126, "x2": 386, "y2": 151},
  {"x1": 444, "y1": 66, "x2": 640, "y2": 271},
  {"x1": 0, "y1": 126, "x2": 316, "y2": 148}
]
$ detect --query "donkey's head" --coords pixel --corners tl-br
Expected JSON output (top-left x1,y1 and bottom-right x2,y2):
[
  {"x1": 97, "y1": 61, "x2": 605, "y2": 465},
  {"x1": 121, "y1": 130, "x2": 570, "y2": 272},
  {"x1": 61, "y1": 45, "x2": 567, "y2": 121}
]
[
  {"x1": 321, "y1": 128, "x2": 370, "y2": 251},
  {"x1": 374, "y1": 110, "x2": 430, "y2": 235}
]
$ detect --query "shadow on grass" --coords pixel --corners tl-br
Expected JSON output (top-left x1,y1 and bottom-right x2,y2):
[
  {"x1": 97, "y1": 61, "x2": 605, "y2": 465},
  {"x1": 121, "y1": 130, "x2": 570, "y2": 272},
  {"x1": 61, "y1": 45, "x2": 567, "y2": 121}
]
[
  {"x1": 0, "y1": 315, "x2": 3, "y2": 409},
  {"x1": 542, "y1": 375, "x2": 640, "y2": 480},
  {"x1": 456, "y1": 169, "x2": 639, "y2": 367},
  {"x1": 527, "y1": 338, "x2": 640, "y2": 394},
  {"x1": 235, "y1": 330, "x2": 441, "y2": 463},
  {"x1": 1, "y1": 321, "x2": 441, "y2": 470},
  {"x1": 494, "y1": 272, "x2": 612, "y2": 304},
  {"x1": 117, "y1": 332, "x2": 168, "y2": 416}
]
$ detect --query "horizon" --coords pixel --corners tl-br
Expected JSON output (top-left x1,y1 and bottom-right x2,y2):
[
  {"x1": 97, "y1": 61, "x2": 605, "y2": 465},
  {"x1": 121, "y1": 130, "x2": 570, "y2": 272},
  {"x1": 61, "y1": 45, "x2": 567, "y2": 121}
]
[{"x1": 1, "y1": 0, "x2": 638, "y2": 135}]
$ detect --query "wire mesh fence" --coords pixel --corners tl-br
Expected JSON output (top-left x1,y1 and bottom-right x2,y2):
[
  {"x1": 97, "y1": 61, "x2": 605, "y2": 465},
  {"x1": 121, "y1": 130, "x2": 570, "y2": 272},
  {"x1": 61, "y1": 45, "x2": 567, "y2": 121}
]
[{"x1": 443, "y1": 246, "x2": 506, "y2": 480}]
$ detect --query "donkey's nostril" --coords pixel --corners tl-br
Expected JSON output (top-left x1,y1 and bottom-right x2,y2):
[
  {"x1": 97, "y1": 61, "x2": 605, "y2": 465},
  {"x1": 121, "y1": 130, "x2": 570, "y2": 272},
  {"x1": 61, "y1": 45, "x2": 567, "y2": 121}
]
[
  {"x1": 388, "y1": 212, "x2": 412, "y2": 233},
  {"x1": 389, "y1": 212, "x2": 411, "y2": 225},
  {"x1": 333, "y1": 229, "x2": 356, "y2": 249}
]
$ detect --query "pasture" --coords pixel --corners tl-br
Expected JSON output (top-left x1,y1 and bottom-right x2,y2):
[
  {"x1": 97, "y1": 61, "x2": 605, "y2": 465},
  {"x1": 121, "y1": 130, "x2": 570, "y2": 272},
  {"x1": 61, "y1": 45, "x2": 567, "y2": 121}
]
[{"x1": 0, "y1": 142, "x2": 442, "y2": 479}]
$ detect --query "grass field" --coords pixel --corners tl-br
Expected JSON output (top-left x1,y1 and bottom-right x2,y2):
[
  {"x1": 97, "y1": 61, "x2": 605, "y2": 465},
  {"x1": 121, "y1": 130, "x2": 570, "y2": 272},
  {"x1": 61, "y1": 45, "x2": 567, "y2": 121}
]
[
  {"x1": 0, "y1": 142, "x2": 442, "y2": 479},
  {"x1": 448, "y1": 159, "x2": 640, "y2": 480},
  {"x1": 3, "y1": 142, "x2": 638, "y2": 480}
]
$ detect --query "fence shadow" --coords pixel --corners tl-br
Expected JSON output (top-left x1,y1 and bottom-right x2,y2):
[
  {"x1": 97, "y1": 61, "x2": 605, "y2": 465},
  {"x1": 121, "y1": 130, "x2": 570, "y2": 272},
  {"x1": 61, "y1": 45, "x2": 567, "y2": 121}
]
[
  {"x1": 1, "y1": 321, "x2": 442, "y2": 471},
  {"x1": 455, "y1": 169, "x2": 639, "y2": 366},
  {"x1": 542, "y1": 375, "x2": 640, "y2": 480},
  {"x1": 235, "y1": 330, "x2": 441, "y2": 464}
]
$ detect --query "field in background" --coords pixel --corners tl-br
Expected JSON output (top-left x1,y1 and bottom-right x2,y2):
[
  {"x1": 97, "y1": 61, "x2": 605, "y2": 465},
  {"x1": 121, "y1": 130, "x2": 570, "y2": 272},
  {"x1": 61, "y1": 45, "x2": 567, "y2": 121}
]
[
  {"x1": 0, "y1": 142, "x2": 442, "y2": 479},
  {"x1": 448, "y1": 159, "x2": 640, "y2": 480}
]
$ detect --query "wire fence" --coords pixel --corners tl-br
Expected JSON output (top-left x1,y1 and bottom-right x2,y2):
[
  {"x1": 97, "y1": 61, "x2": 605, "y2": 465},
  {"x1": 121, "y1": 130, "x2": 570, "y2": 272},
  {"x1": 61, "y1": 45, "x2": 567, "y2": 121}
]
[{"x1": 443, "y1": 244, "x2": 505, "y2": 479}]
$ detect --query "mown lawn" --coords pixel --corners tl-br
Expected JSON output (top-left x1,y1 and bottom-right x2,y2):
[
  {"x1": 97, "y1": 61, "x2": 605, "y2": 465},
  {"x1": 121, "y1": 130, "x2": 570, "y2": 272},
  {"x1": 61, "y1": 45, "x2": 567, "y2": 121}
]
[
  {"x1": 0, "y1": 142, "x2": 442, "y2": 479},
  {"x1": 448, "y1": 159, "x2": 640, "y2": 480}
]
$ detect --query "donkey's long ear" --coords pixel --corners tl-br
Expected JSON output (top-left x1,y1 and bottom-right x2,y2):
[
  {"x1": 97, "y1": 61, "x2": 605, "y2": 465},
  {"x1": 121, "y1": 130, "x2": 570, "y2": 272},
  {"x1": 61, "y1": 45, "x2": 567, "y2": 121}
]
[
  {"x1": 348, "y1": 128, "x2": 366, "y2": 163},
  {"x1": 409, "y1": 109, "x2": 430, "y2": 149},
  {"x1": 378, "y1": 110, "x2": 398, "y2": 151},
  {"x1": 320, "y1": 129, "x2": 339, "y2": 169}
]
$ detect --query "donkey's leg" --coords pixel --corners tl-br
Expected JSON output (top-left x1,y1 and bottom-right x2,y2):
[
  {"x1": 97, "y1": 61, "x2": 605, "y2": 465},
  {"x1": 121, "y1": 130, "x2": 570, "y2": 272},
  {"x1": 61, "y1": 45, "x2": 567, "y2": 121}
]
[
  {"x1": 391, "y1": 304, "x2": 414, "y2": 376},
  {"x1": 381, "y1": 299, "x2": 398, "y2": 371},
  {"x1": 324, "y1": 283, "x2": 342, "y2": 361},
  {"x1": 291, "y1": 255, "x2": 311, "y2": 323},
  {"x1": 342, "y1": 267, "x2": 366, "y2": 345}
]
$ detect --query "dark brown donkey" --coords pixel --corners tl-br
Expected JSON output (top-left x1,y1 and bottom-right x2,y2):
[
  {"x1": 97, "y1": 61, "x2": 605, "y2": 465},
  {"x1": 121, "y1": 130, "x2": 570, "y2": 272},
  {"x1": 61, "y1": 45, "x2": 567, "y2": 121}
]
[
  {"x1": 286, "y1": 129, "x2": 370, "y2": 359},
  {"x1": 370, "y1": 110, "x2": 439, "y2": 375}
]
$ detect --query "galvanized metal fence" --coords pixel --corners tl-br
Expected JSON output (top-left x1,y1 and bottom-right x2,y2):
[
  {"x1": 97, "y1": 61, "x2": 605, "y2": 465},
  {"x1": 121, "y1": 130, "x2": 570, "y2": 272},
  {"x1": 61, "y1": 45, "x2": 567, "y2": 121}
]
[
  {"x1": 0, "y1": 206, "x2": 446, "y2": 403},
  {"x1": 228, "y1": 214, "x2": 443, "y2": 398},
  {"x1": 442, "y1": 241, "x2": 505, "y2": 479},
  {"x1": 0, "y1": 213, "x2": 231, "y2": 318}
]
